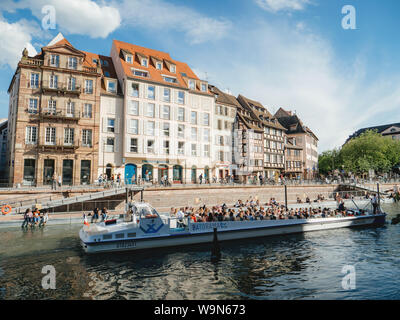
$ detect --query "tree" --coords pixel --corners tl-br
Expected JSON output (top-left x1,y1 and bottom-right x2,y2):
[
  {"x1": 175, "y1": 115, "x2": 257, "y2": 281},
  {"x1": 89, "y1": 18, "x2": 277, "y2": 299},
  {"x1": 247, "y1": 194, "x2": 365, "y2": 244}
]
[
  {"x1": 318, "y1": 149, "x2": 342, "y2": 175},
  {"x1": 340, "y1": 130, "x2": 400, "y2": 174},
  {"x1": 318, "y1": 130, "x2": 400, "y2": 176}
]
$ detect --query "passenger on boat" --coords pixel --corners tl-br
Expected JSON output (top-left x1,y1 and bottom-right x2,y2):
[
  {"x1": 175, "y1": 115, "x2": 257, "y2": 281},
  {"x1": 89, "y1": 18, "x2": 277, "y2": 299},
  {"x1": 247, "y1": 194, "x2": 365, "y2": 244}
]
[
  {"x1": 101, "y1": 207, "x2": 108, "y2": 222},
  {"x1": 177, "y1": 208, "x2": 185, "y2": 227},
  {"x1": 91, "y1": 208, "x2": 99, "y2": 223}
]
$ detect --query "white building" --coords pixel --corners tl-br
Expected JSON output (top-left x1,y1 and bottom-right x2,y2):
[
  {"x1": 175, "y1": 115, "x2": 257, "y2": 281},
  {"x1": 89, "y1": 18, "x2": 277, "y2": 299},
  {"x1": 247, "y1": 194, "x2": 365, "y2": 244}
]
[
  {"x1": 209, "y1": 85, "x2": 238, "y2": 181},
  {"x1": 109, "y1": 40, "x2": 215, "y2": 184},
  {"x1": 96, "y1": 55, "x2": 124, "y2": 181}
]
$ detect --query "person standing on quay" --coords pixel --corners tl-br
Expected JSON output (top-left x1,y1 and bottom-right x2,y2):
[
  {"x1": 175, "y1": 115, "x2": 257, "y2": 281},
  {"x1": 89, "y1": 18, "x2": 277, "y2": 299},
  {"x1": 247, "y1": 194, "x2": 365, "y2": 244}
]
[
  {"x1": 22, "y1": 208, "x2": 30, "y2": 228},
  {"x1": 52, "y1": 172, "x2": 57, "y2": 190}
]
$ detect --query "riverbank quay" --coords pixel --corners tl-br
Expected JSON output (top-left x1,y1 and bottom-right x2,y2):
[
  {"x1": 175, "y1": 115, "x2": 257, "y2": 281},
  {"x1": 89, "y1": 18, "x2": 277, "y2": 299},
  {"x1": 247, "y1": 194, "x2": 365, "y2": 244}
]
[{"x1": 1, "y1": 183, "x2": 396, "y2": 228}]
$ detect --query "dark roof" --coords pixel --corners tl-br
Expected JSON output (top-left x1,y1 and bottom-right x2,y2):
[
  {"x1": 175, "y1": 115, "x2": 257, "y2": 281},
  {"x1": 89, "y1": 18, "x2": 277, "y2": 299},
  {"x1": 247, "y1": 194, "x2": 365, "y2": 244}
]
[
  {"x1": 209, "y1": 85, "x2": 240, "y2": 108},
  {"x1": 275, "y1": 110, "x2": 319, "y2": 140},
  {"x1": 237, "y1": 95, "x2": 286, "y2": 131},
  {"x1": 346, "y1": 122, "x2": 400, "y2": 143},
  {"x1": 275, "y1": 115, "x2": 307, "y2": 134},
  {"x1": 0, "y1": 120, "x2": 7, "y2": 132},
  {"x1": 274, "y1": 107, "x2": 292, "y2": 118}
]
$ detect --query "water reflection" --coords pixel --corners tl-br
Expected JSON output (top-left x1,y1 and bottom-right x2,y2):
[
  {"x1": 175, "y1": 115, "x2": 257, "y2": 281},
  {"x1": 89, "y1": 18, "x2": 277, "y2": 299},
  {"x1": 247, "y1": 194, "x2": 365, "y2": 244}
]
[{"x1": 0, "y1": 203, "x2": 399, "y2": 299}]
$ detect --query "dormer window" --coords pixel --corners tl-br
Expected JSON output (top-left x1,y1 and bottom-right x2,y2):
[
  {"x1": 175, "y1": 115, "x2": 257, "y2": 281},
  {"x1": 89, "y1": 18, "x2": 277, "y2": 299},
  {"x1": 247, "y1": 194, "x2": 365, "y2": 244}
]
[
  {"x1": 188, "y1": 79, "x2": 196, "y2": 90},
  {"x1": 107, "y1": 80, "x2": 117, "y2": 93},
  {"x1": 141, "y1": 58, "x2": 148, "y2": 67},
  {"x1": 156, "y1": 61, "x2": 163, "y2": 70},
  {"x1": 163, "y1": 76, "x2": 177, "y2": 83},
  {"x1": 201, "y1": 83, "x2": 207, "y2": 92},
  {"x1": 170, "y1": 64, "x2": 176, "y2": 73},
  {"x1": 132, "y1": 68, "x2": 149, "y2": 78},
  {"x1": 126, "y1": 54, "x2": 133, "y2": 64}
]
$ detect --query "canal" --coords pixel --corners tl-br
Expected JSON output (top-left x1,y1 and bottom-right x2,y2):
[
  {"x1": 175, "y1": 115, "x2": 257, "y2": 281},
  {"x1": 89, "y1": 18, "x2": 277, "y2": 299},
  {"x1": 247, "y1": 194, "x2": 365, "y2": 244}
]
[{"x1": 0, "y1": 203, "x2": 399, "y2": 300}]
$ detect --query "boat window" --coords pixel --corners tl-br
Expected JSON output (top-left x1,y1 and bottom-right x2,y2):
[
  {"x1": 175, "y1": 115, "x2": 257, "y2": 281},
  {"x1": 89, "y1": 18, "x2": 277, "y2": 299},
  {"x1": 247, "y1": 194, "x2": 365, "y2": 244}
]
[
  {"x1": 103, "y1": 234, "x2": 112, "y2": 240},
  {"x1": 127, "y1": 233, "x2": 136, "y2": 238},
  {"x1": 115, "y1": 233, "x2": 125, "y2": 239},
  {"x1": 140, "y1": 207, "x2": 151, "y2": 216}
]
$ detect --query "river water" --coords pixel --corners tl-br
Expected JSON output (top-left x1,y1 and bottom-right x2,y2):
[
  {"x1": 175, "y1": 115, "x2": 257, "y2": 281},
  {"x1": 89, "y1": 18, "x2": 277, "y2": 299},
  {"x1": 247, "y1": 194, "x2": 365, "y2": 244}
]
[{"x1": 0, "y1": 203, "x2": 399, "y2": 300}]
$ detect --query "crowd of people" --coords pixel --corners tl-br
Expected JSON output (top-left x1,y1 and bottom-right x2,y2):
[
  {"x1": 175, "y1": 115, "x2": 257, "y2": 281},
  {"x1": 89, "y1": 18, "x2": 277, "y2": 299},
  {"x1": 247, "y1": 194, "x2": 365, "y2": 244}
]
[
  {"x1": 21, "y1": 208, "x2": 49, "y2": 228},
  {"x1": 167, "y1": 196, "x2": 369, "y2": 226},
  {"x1": 98, "y1": 174, "x2": 122, "y2": 188}
]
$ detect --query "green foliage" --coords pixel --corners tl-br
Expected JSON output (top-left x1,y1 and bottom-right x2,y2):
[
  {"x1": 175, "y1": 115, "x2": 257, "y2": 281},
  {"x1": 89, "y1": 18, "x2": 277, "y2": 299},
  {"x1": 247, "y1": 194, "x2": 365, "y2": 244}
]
[
  {"x1": 319, "y1": 130, "x2": 400, "y2": 175},
  {"x1": 318, "y1": 149, "x2": 342, "y2": 175}
]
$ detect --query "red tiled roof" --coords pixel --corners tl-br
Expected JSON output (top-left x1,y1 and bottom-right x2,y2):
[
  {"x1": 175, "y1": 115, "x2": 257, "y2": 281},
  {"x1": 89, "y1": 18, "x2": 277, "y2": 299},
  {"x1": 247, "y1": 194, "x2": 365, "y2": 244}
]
[{"x1": 113, "y1": 39, "x2": 210, "y2": 94}]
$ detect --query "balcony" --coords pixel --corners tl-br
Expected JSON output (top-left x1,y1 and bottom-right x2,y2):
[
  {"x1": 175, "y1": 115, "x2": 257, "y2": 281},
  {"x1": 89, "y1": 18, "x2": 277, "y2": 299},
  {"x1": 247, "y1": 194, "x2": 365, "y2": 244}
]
[
  {"x1": 39, "y1": 108, "x2": 80, "y2": 121},
  {"x1": 41, "y1": 81, "x2": 82, "y2": 96},
  {"x1": 37, "y1": 138, "x2": 80, "y2": 152},
  {"x1": 20, "y1": 57, "x2": 44, "y2": 67}
]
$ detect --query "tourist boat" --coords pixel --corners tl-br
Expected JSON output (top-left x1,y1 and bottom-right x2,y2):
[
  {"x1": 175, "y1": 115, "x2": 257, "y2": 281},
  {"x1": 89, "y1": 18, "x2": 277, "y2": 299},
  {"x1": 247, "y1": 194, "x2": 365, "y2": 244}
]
[{"x1": 79, "y1": 201, "x2": 386, "y2": 254}]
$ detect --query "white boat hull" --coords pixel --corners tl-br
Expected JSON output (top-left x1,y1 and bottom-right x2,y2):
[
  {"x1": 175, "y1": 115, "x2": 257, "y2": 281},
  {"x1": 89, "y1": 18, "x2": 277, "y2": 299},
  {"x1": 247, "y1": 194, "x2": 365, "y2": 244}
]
[{"x1": 80, "y1": 214, "x2": 386, "y2": 254}]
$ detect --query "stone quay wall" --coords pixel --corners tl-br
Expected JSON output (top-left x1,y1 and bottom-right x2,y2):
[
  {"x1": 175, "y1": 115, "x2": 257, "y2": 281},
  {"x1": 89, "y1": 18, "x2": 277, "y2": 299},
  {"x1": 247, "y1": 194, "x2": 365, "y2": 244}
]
[{"x1": 1, "y1": 183, "x2": 396, "y2": 214}]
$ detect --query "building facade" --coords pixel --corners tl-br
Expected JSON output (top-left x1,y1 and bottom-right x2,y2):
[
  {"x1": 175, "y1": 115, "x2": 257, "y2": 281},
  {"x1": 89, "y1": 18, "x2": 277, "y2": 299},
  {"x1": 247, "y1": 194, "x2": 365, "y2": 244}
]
[
  {"x1": 346, "y1": 122, "x2": 400, "y2": 142},
  {"x1": 6, "y1": 35, "x2": 320, "y2": 187},
  {"x1": 0, "y1": 119, "x2": 8, "y2": 183},
  {"x1": 110, "y1": 40, "x2": 215, "y2": 184},
  {"x1": 7, "y1": 34, "x2": 101, "y2": 186},
  {"x1": 209, "y1": 86, "x2": 237, "y2": 181},
  {"x1": 237, "y1": 95, "x2": 286, "y2": 181},
  {"x1": 275, "y1": 108, "x2": 319, "y2": 179},
  {"x1": 233, "y1": 100, "x2": 264, "y2": 183}
]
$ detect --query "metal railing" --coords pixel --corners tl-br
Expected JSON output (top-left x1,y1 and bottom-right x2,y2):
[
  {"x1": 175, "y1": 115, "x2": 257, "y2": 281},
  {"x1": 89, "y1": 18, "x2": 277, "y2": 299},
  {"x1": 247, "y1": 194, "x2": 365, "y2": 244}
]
[{"x1": 2, "y1": 176, "x2": 400, "y2": 192}]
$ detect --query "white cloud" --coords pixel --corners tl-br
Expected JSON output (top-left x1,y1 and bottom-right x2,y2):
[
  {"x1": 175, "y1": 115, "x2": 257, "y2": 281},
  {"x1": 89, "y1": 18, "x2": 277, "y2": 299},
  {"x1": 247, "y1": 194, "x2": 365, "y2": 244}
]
[
  {"x1": 186, "y1": 21, "x2": 400, "y2": 151},
  {"x1": 5, "y1": 0, "x2": 121, "y2": 38},
  {"x1": 0, "y1": 18, "x2": 38, "y2": 69},
  {"x1": 256, "y1": 0, "x2": 311, "y2": 13},
  {"x1": 117, "y1": 0, "x2": 232, "y2": 44}
]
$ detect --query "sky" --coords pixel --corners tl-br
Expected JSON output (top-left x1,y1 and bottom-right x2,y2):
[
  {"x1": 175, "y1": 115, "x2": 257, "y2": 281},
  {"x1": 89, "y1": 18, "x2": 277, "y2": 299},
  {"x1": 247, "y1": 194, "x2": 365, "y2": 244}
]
[{"x1": 1, "y1": 0, "x2": 400, "y2": 152}]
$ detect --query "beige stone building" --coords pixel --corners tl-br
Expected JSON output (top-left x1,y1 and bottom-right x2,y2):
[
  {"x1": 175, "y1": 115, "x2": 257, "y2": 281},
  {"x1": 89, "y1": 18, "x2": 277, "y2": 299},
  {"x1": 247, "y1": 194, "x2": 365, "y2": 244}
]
[{"x1": 7, "y1": 34, "x2": 101, "y2": 186}]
